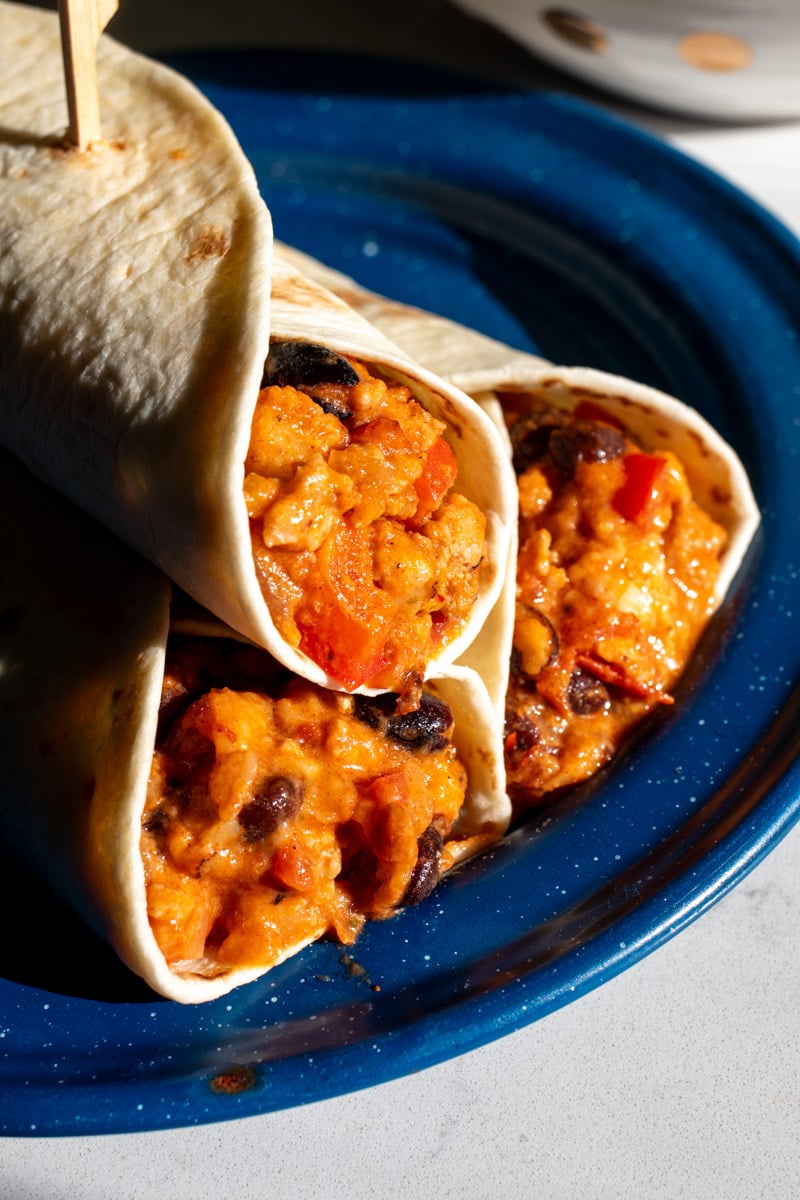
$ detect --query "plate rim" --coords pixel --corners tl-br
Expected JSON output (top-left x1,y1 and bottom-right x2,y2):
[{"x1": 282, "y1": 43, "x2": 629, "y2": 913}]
[{"x1": 3, "y1": 50, "x2": 800, "y2": 1137}]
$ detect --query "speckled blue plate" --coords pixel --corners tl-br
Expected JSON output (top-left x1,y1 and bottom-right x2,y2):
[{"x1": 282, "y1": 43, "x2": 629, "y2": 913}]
[{"x1": 2, "y1": 52, "x2": 800, "y2": 1138}]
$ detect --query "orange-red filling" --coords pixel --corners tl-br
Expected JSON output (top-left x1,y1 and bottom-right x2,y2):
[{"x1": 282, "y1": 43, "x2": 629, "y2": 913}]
[
  {"x1": 245, "y1": 358, "x2": 486, "y2": 696},
  {"x1": 501, "y1": 393, "x2": 726, "y2": 810},
  {"x1": 142, "y1": 637, "x2": 468, "y2": 975}
]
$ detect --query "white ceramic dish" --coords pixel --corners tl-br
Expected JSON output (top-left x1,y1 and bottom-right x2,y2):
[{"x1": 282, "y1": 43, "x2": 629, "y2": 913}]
[{"x1": 456, "y1": 0, "x2": 800, "y2": 121}]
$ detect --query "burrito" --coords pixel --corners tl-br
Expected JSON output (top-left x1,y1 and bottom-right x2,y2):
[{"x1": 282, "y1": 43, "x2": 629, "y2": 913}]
[
  {"x1": 274, "y1": 244, "x2": 760, "y2": 809},
  {"x1": 0, "y1": 449, "x2": 509, "y2": 1003},
  {"x1": 0, "y1": 1, "x2": 515, "y2": 701}
]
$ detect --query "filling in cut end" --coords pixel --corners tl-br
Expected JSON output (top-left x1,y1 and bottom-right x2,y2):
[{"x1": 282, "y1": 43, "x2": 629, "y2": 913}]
[
  {"x1": 500, "y1": 392, "x2": 727, "y2": 811},
  {"x1": 245, "y1": 341, "x2": 487, "y2": 696},
  {"x1": 142, "y1": 635, "x2": 469, "y2": 978}
]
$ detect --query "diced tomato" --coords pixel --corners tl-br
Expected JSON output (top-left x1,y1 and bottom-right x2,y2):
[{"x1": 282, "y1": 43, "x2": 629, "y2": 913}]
[
  {"x1": 414, "y1": 436, "x2": 457, "y2": 519},
  {"x1": 612, "y1": 452, "x2": 666, "y2": 523},
  {"x1": 362, "y1": 770, "x2": 410, "y2": 817},
  {"x1": 350, "y1": 417, "x2": 411, "y2": 456},
  {"x1": 430, "y1": 610, "x2": 448, "y2": 644},
  {"x1": 270, "y1": 843, "x2": 314, "y2": 893},
  {"x1": 297, "y1": 517, "x2": 393, "y2": 690}
]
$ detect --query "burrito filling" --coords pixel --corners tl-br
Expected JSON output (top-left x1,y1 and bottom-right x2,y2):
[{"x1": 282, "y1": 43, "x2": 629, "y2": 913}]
[
  {"x1": 501, "y1": 394, "x2": 727, "y2": 809},
  {"x1": 142, "y1": 636, "x2": 468, "y2": 975},
  {"x1": 245, "y1": 345, "x2": 487, "y2": 695}
]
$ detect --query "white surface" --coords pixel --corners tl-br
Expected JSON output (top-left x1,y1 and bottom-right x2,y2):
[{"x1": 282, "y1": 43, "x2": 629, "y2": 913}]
[
  {"x1": 4, "y1": 4, "x2": 800, "y2": 1196},
  {"x1": 455, "y1": 0, "x2": 800, "y2": 121},
  {"x1": 4, "y1": 829, "x2": 800, "y2": 1198}
]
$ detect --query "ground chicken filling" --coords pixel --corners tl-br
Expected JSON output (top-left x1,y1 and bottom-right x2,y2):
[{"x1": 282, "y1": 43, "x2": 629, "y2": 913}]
[
  {"x1": 142, "y1": 636, "x2": 468, "y2": 975},
  {"x1": 501, "y1": 393, "x2": 727, "y2": 811},
  {"x1": 245, "y1": 342, "x2": 487, "y2": 697}
]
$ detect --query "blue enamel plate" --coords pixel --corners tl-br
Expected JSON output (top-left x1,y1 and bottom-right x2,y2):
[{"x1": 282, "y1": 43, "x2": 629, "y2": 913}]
[{"x1": 2, "y1": 52, "x2": 800, "y2": 1137}]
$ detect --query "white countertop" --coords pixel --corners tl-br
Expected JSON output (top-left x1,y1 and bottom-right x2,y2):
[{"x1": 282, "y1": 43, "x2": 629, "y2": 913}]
[{"x1": 4, "y1": 4, "x2": 800, "y2": 1197}]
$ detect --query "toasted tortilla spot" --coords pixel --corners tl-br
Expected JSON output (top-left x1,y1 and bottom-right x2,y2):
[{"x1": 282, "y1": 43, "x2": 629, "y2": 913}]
[
  {"x1": 45, "y1": 136, "x2": 126, "y2": 162},
  {"x1": 186, "y1": 225, "x2": 231, "y2": 263},
  {"x1": 688, "y1": 428, "x2": 712, "y2": 457},
  {"x1": 269, "y1": 271, "x2": 351, "y2": 317}
]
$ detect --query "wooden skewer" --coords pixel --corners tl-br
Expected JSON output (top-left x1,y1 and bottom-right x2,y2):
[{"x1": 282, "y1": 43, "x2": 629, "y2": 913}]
[{"x1": 57, "y1": 0, "x2": 119, "y2": 149}]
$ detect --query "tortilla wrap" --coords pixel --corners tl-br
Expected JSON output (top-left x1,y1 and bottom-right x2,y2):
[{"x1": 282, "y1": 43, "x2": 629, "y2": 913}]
[
  {"x1": 0, "y1": 1, "x2": 516, "y2": 696},
  {"x1": 274, "y1": 242, "x2": 760, "y2": 605},
  {"x1": 274, "y1": 243, "x2": 761, "y2": 807},
  {"x1": 0, "y1": 449, "x2": 509, "y2": 1004}
]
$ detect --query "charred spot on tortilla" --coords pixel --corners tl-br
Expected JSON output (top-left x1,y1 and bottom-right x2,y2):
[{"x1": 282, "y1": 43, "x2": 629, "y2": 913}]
[
  {"x1": 270, "y1": 271, "x2": 348, "y2": 314},
  {"x1": 43, "y1": 136, "x2": 127, "y2": 165},
  {"x1": 185, "y1": 225, "x2": 230, "y2": 263}
]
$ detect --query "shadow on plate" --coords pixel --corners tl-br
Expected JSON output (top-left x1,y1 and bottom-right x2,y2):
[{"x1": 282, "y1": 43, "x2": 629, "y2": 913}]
[{"x1": 0, "y1": 847, "x2": 160, "y2": 1003}]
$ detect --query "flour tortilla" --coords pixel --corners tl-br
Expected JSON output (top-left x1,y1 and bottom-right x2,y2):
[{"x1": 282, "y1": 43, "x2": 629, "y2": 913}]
[
  {"x1": 0, "y1": 449, "x2": 509, "y2": 1004},
  {"x1": 275, "y1": 242, "x2": 760, "y2": 608},
  {"x1": 0, "y1": 1, "x2": 515, "y2": 693}
]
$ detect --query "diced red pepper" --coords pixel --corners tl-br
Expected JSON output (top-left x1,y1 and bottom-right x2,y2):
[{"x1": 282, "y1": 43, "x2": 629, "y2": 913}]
[
  {"x1": 362, "y1": 770, "x2": 410, "y2": 819},
  {"x1": 575, "y1": 652, "x2": 674, "y2": 705},
  {"x1": 414, "y1": 436, "x2": 457, "y2": 519},
  {"x1": 350, "y1": 417, "x2": 411, "y2": 457},
  {"x1": 612, "y1": 452, "x2": 665, "y2": 523},
  {"x1": 297, "y1": 518, "x2": 393, "y2": 690},
  {"x1": 429, "y1": 609, "x2": 449, "y2": 645}
]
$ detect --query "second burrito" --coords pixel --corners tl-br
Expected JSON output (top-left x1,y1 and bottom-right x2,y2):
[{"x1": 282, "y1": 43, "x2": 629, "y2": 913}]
[{"x1": 274, "y1": 243, "x2": 761, "y2": 811}]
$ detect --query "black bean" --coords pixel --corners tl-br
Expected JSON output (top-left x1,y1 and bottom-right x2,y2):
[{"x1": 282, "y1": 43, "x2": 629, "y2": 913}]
[
  {"x1": 238, "y1": 774, "x2": 305, "y2": 842},
  {"x1": 162, "y1": 725, "x2": 215, "y2": 784},
  {"x1": 567, "y1": 668, "x2": 611, "y2": 715},
  {"x1": 353, "y1": 692, "x2": 396, "y2": 733},
  {"x1": 510, "y1": 411, "x2": 569, "y2": 475},
  {"x1": 354, "y1": 691, "x2": 454, "y2": 753},
  {"x1": 337, "y1": 845, "x2": 381, "y2": 913},
  {"x1": 262, "y1": 340, "x2": 360, "y2": 390},
  {"x1": 143, "y1": 806, "x2": 170, "y2": 835},
  {"x1": 548, "y1": 421, "x2": 626, "y2": 475},
  {"x1": 156, "y1": 677, "x2": 191, "y2": 743},
  {"x1": 400, "y1": 825, "x2": 443, "y2": 907},
  {"x1": 504, "y1": 709, "x2": 540, "y2": 753},
  {"x1": 389, "y1": 693, "x2": 454, "y2": 751},
  {"x1": 509, "y1": 647, "x2": 534, "y2": 692}
]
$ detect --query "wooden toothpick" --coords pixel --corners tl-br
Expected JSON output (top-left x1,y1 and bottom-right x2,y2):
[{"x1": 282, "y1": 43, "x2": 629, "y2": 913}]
[{"x1": 57, "y1": 0, "x2": 119, "y2": 149}]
